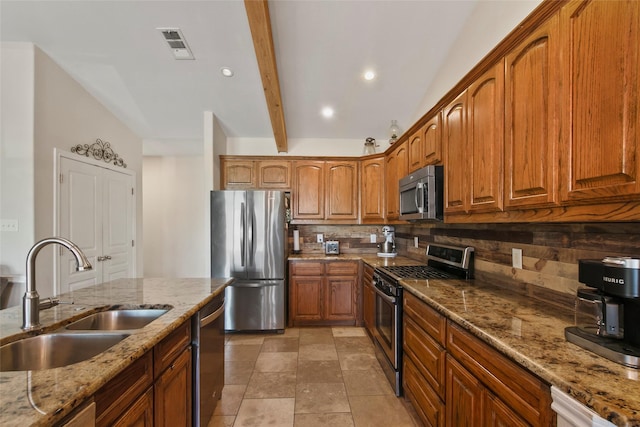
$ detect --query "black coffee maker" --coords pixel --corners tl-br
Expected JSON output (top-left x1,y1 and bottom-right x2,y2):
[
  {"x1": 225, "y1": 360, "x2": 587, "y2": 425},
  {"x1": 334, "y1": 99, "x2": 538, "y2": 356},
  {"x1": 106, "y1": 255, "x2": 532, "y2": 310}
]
[{"x1": 565, "y1": 257, "x2": 640, "y2": 368}]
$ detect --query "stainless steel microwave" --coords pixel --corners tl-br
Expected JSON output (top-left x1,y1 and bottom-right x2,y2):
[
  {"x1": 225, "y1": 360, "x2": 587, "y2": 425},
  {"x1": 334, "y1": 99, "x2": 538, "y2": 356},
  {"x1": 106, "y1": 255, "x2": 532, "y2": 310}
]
[{"x1": 399, "y1": 165, "x2": 444, "y2": 221}]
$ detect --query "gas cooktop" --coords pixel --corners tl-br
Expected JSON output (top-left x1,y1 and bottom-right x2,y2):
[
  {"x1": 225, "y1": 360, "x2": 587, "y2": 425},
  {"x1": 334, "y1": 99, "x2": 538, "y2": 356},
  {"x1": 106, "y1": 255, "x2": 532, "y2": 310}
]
[
  {"x1": 377, "y1": 265, "x2": 455, "y2": 280},
  {"x1": 375, "y1": 244, "x2": 475, "y2": 281}
]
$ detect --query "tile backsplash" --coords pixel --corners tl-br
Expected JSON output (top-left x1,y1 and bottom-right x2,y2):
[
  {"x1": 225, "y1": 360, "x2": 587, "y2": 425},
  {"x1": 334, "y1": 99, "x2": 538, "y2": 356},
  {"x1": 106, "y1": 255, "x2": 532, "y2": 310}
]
[{"x1": 290, "y1": 222, "x2": 640, "y2": 306}]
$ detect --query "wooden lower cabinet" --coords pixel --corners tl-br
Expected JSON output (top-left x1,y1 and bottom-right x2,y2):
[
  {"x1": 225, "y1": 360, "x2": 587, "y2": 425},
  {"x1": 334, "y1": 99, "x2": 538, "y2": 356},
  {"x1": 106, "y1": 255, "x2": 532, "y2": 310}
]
[
  {"x1": 403, "y1": 291, "x2": 554, "y2": 427},
  {"x1": 362, "y1": 263, "x2": 375, "y2": 337},
  {"x1": 154, "y1": 347, "x2": 192, "y2": 427},
  {"x1": 289, "y1": 260, "x2": 358, "y2": 326},
  {"x1": 113, "y1": 388, "x2": 154, "y2": 427},
  {"x1": 94, "y1": 319, "x2": 193, "y2": 427}
]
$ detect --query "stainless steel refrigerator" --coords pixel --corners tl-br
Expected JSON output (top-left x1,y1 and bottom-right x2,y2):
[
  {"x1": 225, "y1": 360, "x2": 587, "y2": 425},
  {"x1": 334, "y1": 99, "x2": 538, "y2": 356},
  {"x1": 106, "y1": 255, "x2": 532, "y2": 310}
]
[{"x1": 211, "y1": 190, "x2": 286, "y2": 332}]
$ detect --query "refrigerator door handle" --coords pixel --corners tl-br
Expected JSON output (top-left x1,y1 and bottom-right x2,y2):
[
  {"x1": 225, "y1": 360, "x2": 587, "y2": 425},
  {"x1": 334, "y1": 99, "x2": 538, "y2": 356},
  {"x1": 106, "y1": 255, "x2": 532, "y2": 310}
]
[
  {"x1": 240, "y1": 202, "x2": 246, "y2": 267},
  {"x1": 247, "y1": 205, "x2": 255, "y2": 267}
]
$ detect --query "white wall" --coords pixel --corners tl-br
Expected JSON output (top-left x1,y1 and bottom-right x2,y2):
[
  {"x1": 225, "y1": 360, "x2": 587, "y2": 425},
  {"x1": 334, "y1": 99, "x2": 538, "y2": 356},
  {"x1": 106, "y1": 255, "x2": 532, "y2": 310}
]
[
  {"x1": 142, "y1": 156, "x2": 208, "y2": 278},
  {"x1": 0, "y1": 43, "x2": 35, "y2": 284},
  {"x1": 413, "y1": 0, "x2": 544, "y2": 121},
  {"x1": 227, "y1": 137, "x2": 370, "y2": 157},
  {"x1": 0, "y1": 43, "x2": 143, "y2": 299}
]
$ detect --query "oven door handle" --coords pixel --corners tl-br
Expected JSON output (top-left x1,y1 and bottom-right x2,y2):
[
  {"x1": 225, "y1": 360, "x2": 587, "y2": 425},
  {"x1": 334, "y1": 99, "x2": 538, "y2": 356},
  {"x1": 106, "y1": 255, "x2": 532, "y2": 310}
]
[{"x1": 373, "y1": 285, "x2": 397, "y2": 304}]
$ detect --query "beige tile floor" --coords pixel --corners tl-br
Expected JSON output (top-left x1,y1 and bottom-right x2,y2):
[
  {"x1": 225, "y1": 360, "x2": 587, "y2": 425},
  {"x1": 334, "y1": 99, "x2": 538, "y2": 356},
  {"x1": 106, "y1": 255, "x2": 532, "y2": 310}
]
[{"x1": 209, "y1": 327, "x2": 419, "y2": 427}]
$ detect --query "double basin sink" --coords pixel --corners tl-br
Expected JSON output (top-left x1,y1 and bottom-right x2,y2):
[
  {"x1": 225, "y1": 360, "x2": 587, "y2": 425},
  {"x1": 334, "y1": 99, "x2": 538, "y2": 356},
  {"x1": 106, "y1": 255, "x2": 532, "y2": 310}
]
[{"x1": 1, "y1": 308, "x2": 170, "y2": 372}]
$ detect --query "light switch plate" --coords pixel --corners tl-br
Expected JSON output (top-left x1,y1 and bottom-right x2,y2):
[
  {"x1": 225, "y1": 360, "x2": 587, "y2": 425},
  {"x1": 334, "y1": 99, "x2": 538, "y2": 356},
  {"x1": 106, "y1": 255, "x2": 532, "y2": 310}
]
[
  {"x1": 414, "y1": 237, "x2": 419, "y2": 248},
  {"x1": 370, "y1": 234, "x2": 377, "y2": 243},
  {"x1": 317, "y1": 234, "x2": 324, "y2": 243},
  {"x1": 512, "y1": 248, "x2": 523, "y2": 269},
  {"x1": 0, "y1": 219, "x2": 18, "y2": 232}
]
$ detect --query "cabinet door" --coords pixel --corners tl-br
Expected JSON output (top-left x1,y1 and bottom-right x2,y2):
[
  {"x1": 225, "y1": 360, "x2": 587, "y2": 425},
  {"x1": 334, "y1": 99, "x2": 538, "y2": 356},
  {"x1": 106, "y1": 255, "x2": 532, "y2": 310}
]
[
  {"x1": 385, "y1": 141, "x2": 408, "y2": 220},
  {"x1": 560, "y1": 0, "x2": 640, "y2": 202},
  {"x1": 423, "y1": 111, "x2": 443, "y2": 165},
  {"x1": 112, "y1": 388, "x2": 153, "y2": 427},
  {"x1": 326, "y1": 161, "x2": 358, "y2": 220},
  {"x1": 504, "y1": 14, "x2": 560, "y2": 208},
  {"x1": 257, "y1": 160, "x2": 291, "y2": 189},
  {"x1": 293, "y1": 161, "x2": 325, "y2": 220},
  {"x1": 467, "y1": 61, "x2": 504, "y2": 213},
  {"x1": 290, "y1": 276, "x2": 323, "y2": 324},
  {"x1": 222, "y1": 160, "x2": 255, "y2": 189},
  {"x1": 154, "y1": 347, "x2": 192, "y2": 427},
  {"x1": 443, "y1": 92, "x2": 469, "y2": 214},
  {"x1": 446, "y1": 355, "x2": 483, "y2": 427},
  {"x1": 408, "y1": 128, "x2": 424, "y2": 172},
  {"x1": 324, "y1": 276, "x2": 356, "y2": 323},
  {"x1": 361, "y1": 156, "x2": 386, "y2": 223},
  {"x1": 404, "y1": 356, "x2": 446, "y2": 427},
  {"x1": 484, "y1": 392, "x2": 529, "y2": 427},
  {"x1": 362, "y1": 265, "x2": 375, "y2": 336}
]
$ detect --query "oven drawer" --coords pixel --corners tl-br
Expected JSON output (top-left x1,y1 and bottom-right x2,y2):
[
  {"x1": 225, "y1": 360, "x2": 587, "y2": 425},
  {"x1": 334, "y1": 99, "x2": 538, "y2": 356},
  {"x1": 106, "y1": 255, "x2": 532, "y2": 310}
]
[
  {"x1": 404, "y1": 315, "x2": 446, "y2": 399},
  {"x1": 404, "y1": 291, "x2": 446, "y2": 346}
]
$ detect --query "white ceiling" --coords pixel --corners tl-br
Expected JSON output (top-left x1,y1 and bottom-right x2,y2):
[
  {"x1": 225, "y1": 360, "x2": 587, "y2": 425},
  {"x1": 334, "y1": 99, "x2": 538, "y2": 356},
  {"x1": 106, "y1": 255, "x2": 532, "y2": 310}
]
[{"x1": 0, "y1": 0, "x2": 482, "y2": 151}]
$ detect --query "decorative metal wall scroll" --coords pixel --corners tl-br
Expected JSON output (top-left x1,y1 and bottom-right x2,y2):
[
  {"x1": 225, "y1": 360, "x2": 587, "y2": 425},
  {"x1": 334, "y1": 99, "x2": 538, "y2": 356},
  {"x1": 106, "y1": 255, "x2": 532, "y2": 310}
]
[{"x1": 71, "y1": 139, "x2": 127, "y2": 168}]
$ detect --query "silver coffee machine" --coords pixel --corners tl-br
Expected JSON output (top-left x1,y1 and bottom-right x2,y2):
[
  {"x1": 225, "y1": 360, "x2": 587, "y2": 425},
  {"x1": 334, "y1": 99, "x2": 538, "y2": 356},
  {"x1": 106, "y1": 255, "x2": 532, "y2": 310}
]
[{"x1": 565, "y1": 257, "x2": 640, "y2": 368}]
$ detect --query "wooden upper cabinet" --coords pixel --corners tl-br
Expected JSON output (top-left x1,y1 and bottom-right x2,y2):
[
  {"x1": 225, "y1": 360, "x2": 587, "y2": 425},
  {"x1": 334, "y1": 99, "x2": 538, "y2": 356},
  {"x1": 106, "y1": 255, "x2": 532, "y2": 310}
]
[
  {"x1": 504, "y1": 13, "x2": 561, "y2": 209},
  {"x1": 467, "y1": 60, "x2": 504, "y2": 213},
  {"x1": 325, "y1": 161, "x2": 358, "y2": 220},
  {"x1": 293, "y1": 161, "x2": 325, "y2": 220},
  {"x1": 443, "y1": 91, "x2": 469, "y2": 214},
  {"x1": 222, "y1": 160, "x2": 255, "y2": 189},
  {"x1": 423, "y1": 111, "x2": 443, "y2": 166},
  {"x1": 257, "y1": 160, "x2": 291, "y2": 189},
  {"x1": 385, "y1": 141, "x2": 408, "y2": 220},
  {"x1": 560, "y1": 0, "x2": 640, "y2": 202},
  {"x1": 221, "y1": 158, "x2": 291, "y2": 190},
  {"x1": 360, "y1": 155, "x2": 386, "y2": 223},
  {"x1": 408, "y1": 128, "x2": 424, "y2": 172}
]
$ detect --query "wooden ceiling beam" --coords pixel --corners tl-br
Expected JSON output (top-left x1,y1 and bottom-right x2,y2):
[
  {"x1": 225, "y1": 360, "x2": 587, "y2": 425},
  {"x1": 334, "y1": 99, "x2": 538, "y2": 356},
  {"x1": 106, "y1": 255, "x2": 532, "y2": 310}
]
[{"x1": 244, "y1": 0, "x2": 288, "y2": 153}]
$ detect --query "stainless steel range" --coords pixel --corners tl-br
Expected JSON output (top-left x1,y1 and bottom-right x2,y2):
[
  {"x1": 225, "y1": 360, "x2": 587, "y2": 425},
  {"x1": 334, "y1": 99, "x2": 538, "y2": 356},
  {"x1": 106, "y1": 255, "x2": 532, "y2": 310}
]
[{"x1": 372, "y1": 244, "x2": 474, "y2": 396}]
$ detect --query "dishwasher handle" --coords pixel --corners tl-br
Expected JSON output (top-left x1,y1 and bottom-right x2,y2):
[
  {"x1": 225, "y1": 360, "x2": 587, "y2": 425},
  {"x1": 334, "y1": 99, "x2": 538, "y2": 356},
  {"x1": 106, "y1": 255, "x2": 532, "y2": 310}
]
[{"x1": 201, "y1": 301, "x2": 225, "y2": 328}]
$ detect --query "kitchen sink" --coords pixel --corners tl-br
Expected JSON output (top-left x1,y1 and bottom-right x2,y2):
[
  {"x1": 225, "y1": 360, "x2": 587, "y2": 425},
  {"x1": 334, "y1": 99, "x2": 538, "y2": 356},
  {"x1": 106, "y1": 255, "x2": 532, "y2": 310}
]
[
  {"x1": 0, "y1": 332, "x2": 129, "y2": 372},
  {"x1": 66, "y1": 308, "x2": 169, "y2": 331}
]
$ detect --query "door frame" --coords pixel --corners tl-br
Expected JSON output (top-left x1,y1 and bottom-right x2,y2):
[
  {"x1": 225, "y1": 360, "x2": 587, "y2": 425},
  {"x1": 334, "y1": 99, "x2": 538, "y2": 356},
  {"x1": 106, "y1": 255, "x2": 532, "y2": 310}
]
[{"x1": 53, "y1": 148, "x2": 137, "y2": 294}]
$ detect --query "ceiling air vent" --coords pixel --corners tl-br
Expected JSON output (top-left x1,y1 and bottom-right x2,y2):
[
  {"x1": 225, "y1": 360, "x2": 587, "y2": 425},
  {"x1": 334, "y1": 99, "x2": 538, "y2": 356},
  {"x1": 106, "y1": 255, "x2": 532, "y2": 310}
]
[{"x1": 157, "y1": 28, "x2": 194, "y2": 60}]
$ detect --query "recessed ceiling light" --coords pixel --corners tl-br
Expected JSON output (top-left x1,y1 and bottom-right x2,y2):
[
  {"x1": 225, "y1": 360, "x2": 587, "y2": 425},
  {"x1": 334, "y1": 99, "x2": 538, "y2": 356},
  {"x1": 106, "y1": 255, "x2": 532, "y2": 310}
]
[
  {"x1": 321, "y1": 107, "x2": 334, "y2": 118},
  {"x1": 364, "y1": 70, "x2": 376, "y2": 81},
  {"x1": 221, "y1": 67, "x2": 234, "y2": 77}
]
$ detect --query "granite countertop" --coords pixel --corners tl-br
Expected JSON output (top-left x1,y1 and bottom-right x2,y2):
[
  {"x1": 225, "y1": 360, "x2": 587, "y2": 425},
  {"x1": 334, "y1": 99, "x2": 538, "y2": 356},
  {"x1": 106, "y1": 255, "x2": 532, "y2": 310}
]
[
  {"x1": 400, "y1": 279, "x2": 640, "y2": 427},
  {"x1": 0, "y1": 277, "x2": 232, "y2": 427},
  {"x1": 289, "y1": 254, "x2": 639, "y2": 425}
]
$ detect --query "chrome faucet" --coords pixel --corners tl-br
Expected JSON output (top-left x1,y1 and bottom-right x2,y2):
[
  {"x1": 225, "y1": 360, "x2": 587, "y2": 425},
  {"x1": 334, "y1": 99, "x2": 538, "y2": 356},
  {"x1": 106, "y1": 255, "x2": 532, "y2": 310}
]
[{"x1": 22, "y1": 237, "x2": 92, "y2": 331}]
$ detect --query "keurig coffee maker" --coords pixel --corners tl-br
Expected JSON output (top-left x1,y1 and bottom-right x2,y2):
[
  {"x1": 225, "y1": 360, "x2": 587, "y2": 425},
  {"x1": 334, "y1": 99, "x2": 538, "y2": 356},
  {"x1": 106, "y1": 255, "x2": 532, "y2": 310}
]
[{"x1": 565, "y1": 257, "x2": 640, "y2": 368}]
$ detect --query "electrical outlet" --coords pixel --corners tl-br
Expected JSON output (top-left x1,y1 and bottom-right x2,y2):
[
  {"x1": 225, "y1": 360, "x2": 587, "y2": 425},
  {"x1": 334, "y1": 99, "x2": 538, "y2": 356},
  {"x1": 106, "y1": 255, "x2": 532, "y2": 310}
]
[
  {"x1": 512, "y1": 248, "x2": 523, "y2": 269},
  {"x1": 0, "y1": 219, "x2": 18, "y2": 232},
  {"x1": 316, "y1": 234, "x2": 324, "y2": 243},
  {"x1": 414, "y1": 236, "x2": 419, "y2": 248},
  {"x1": 370, "y1": 234, "x2": 377, "y2": 243}
]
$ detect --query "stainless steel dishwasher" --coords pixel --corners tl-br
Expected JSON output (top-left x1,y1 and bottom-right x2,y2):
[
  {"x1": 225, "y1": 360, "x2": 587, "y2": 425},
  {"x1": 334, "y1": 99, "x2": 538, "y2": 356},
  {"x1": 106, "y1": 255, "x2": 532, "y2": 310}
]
[{"x1": 192, "y1": 292, "x2": 225, "y2": 426}]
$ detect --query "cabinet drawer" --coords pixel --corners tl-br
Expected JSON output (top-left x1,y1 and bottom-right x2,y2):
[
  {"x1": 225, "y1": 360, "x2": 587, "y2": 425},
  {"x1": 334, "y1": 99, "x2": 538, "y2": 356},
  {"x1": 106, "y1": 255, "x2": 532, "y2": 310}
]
[
  {"x1": 404, "y1": 291, "x2": 446, "y2": 346},
  {"x1": 326, "y1": 261, "x2": 358, "y2": 276},
  {"x1": 404, "y1": 356, "x2": 445, "y2": 427},
  {"x1": 290, "y1": 261, "x2": 324, "y2": 276},
  {"x1": 404, "y1": 315, "x2": 446, "y2": 399},
  {"x1": 154, "y1": 321, "x2": 191, "y2": 377},
  {"x1": 447, "y1": 321, "x2": 552, "y2": 426},
  {"x1": 95, "y1": 351, "x2": 153, "y2": 427}
]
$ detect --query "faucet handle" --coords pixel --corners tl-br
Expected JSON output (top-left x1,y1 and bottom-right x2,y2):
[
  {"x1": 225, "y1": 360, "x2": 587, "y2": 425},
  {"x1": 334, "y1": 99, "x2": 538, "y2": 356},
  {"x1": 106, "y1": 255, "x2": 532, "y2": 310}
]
[{"x1": 38, "y1": 297, "x2": 74, "y2": 310}]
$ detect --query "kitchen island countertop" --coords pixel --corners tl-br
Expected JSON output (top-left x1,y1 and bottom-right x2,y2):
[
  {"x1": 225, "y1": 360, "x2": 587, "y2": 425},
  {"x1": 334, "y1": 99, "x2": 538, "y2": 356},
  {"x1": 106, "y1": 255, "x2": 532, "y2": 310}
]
[{"x1": 0, "y1": 277, "x2": 232, "y2": 427}]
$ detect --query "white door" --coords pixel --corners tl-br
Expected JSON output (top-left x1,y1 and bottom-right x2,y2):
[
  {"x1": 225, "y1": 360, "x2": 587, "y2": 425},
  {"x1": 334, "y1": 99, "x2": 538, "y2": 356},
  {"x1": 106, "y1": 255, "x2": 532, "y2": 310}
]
[{"x1": 58, "y1": 157, "x2": 134, "y2": 294}]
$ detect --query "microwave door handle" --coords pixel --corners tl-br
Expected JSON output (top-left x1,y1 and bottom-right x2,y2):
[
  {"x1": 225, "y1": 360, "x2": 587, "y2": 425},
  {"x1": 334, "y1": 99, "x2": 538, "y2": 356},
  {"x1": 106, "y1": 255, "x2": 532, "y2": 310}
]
[
  {"x1": 416, "y1": 183, "x2": 424, "y2": 211},
  {"x1": 414, "y1": 183, "x2": 420, "y2": 210}
]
